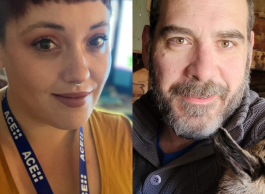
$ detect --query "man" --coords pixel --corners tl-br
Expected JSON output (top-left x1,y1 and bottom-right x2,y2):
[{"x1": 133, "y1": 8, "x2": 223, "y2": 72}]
[{"x1": 133, "y1": 0, "x2": 265, "y2": 193}]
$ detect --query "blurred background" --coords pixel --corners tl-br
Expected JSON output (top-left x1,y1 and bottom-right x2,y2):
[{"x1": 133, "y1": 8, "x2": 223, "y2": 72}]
[
  {"x1": 97, "y1": 0, "x2": 132, "y2": 119},
  {"x1": 0, "y1": 0, "x2": 133, "y2": 119}
]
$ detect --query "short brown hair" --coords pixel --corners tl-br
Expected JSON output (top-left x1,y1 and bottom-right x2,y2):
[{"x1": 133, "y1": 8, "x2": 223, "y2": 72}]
[
  {"x1": 149, "y1": 0, "x2": 254, "y2": 42},
  {"x1": 0, "y1": 0, "x2": 112, "y2": 43}
]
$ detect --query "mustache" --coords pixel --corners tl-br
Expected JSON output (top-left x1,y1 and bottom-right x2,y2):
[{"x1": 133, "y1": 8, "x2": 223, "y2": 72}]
[{"x1": 169, "y1": 78, "x2": 229, "y2": 101}]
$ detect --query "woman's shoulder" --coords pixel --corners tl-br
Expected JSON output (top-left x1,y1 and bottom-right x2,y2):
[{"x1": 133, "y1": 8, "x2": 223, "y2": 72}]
[
  {"x1": 0, "y1": 164, "x2": 14, "y2": 194},
  {"x1": 0, "y1": 144, "x2": 19, "y2": 194},
  {"x1": 90, "y1": 108, "x2": 132, "y2": 131},
  {"x1": 90, "y1": 109, "x2": 132, "y2": 194},
  {"x1": 89, "y1": 108, "x2": 132, "y2": 148},
  {"x1": 0, "y1": 87, "x2": 18, "y2": 193}
]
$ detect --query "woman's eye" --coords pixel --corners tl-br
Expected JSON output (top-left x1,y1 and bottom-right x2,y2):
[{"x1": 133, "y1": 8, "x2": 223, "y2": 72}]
[
  {"x1": 32, "y1": 38, "x2": 58, "y2": 51},
  {"x1": 219, "y1": 40, "x2": 234, "y2": 48},
  {"x1": 88, "y1": 36, "x2": 107, "y2": 47}
]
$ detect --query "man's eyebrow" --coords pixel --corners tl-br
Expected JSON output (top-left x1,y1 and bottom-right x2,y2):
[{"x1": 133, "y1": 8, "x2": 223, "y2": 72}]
[
  {"x1": 90, "y1": 21, "x2": 109, "y2": 30},
  {"x1": 20, "y1": 22, "x2": 65, "y2": 35},
  {"x1": 160, "y1": 25, "x2": 195, "y2": 37},
  {"x1": 160, "y1": 26, "x2": 245, "y2": 43},
  {"x1": 215, "y1": 30, "x2": 245, "y2": 42},
  {"x1": 216, "y1": 30, "x2": 245, "y2": 42}
]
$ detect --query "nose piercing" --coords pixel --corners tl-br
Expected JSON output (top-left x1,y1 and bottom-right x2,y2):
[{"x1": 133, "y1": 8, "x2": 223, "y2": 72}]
[{"x1": 75, "y1": 82, "x2": 83, "y2": 86}]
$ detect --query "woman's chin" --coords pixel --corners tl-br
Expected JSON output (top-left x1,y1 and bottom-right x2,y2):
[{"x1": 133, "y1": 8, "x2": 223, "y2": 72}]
[
  {"x1": 48, "y1": 117, "x2": 90, "y2": 130},
  {"x1": 40, "y1": 106, "x2": 93, "y2": 130}
]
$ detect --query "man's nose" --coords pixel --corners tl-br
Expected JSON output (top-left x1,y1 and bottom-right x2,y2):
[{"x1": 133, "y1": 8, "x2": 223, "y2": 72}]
[
  {"x1": 62, "y1": 47, "x2": 90, "y2": 85},
  {"x1": 186, "y1": 44, "x2": 218, "y2": 82}
]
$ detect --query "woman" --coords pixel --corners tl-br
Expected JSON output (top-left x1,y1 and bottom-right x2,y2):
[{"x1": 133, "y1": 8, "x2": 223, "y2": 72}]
[{"x1": 0, "y1": 0, "x2": 132, "y2": 193}]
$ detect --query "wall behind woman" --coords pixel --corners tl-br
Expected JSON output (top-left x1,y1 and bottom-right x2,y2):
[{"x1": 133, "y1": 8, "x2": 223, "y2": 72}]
[{"x1": 92, "y1": 0, "x2": 133, "y2": 118}]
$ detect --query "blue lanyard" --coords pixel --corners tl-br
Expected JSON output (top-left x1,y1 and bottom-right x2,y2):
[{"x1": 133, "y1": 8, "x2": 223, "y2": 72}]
[{"x1": 1, "y1": 90, "x2": 89, "y2": 194}]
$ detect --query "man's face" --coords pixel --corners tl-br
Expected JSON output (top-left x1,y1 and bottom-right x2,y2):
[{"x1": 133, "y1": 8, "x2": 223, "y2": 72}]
[{"x1": 147, "y1": 0, "x2": 254, "y2": 139}]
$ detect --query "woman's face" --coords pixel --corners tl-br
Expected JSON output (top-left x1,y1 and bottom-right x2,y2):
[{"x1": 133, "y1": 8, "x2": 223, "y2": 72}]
[{"x1": 0, "y1": 1, "x2": 111, "y2": 129}]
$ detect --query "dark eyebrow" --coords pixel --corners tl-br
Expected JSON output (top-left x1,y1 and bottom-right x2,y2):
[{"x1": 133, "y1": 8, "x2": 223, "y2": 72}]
[
  {"x1": 160, "y1": 25, "x2": 195, "y2": 37},
  {"x1": 20, "y1": 22, "x2": 65, "y2": 35},
  {"x1": 20, "y1": 20, "x2": 109, "y2": 36},
  {"x1": 160, "y1": 25, "x2": 245, "y2": 43},
  {"x1": 215, "y1": 30, "x2": 245, "y2": 43},
  {"x1": 90, "y1": 21, "x2": 109, "y2": 30}
]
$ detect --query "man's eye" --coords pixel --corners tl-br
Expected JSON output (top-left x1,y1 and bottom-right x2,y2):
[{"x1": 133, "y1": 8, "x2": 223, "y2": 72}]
[
  {"x1": 168, "y1": 37, "x2": 190, "y2": 45},
  {"x1": 88, "y1": 37, "x2": 107, "y2": 47},
  {"x1": 219, "y1": 40, "x2": 233, "y2": 48},
  {"x1": 174, "y1": 37, "x2": 189, "y2": 44}
]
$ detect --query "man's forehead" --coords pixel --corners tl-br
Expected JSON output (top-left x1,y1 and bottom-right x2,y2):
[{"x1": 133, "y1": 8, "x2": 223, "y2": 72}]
[
  {"x1": 157, "y1": 0, "x2": 248, "y2": 34},
  {"x1": 159, "y1": 0, "x2": 248, "y2": 11}
]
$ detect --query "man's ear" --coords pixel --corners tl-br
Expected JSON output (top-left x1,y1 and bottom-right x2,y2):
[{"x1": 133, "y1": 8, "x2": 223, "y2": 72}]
[
  {"x1": 249, "y1": 31, "x2": 255, "y2": 69},
  {"x1": 142, "y1": 25, "x2": 150, "y2": 70}
]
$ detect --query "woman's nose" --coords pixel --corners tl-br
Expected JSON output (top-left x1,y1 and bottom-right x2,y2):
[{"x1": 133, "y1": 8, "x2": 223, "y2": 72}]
[{"x1": 62, "y1": 47, "x2": 90, "y2": 85}]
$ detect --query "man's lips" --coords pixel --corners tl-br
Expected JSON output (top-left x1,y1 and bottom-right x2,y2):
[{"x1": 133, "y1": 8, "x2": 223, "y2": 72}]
[
  {"x1": 183, "y1": 95, "x2": 217, "y2": 104},
  {"x1": 52, "y1": 92, "x2": 91, "y2": 108}
]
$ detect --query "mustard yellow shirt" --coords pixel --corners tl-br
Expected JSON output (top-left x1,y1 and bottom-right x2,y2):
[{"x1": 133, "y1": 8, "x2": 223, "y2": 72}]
[{"x1": 0, "y1": 109, "x2": 132, "y2": 194}]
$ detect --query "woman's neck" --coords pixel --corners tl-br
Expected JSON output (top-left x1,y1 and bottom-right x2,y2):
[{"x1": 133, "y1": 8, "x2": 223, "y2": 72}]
[
  {"x1": 0, "y1": 87, "x2": 99, "y2": 194},
  {"x1": 2, "y1": 87, "x2": 88, "y2": 152}
]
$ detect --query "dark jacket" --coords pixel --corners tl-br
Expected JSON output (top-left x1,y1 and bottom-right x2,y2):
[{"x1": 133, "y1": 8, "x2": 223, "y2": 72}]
[{"x1": 133, "y1": 89, "x2": 265, "y2": 194}]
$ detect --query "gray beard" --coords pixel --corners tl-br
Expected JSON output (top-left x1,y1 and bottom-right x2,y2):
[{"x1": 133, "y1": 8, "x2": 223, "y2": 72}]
[{"x1": 149, "y1": 48, "x2": 251, "y2": 140}]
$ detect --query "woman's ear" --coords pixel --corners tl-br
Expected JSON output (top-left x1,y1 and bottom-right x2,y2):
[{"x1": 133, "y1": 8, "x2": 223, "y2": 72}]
[
  {"x1": 142, "y1": 25, "x2": 150, "y2": 70},
  {"x1": 0, "y1": 44, "x2": 4, "y2": 69}
]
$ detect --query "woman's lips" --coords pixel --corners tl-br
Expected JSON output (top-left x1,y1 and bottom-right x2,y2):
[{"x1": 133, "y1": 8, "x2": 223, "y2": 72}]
[
  {"x1": 52, "y1": 92, "x2": 90, "y2": 108},
  {"x1": 183, "y1": 95, "x2": 217, "y2": 104}
]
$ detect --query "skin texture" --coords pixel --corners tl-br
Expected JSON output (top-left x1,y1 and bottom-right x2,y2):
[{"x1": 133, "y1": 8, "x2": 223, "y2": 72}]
[
  {"x1": 142, "y1": 0, "x2": 254, "y2": 152},
  {"x1": 0, "y1": 1, "x2": 111, "y2": 131},
  {"x1": 0, "y1": 1, "x2": 110, "y2": 193}
]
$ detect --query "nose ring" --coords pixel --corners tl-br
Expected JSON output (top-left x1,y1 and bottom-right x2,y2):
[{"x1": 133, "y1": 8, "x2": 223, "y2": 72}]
[{"x1": 75, "y1": 82, "x2": 83, "y2": 86}]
